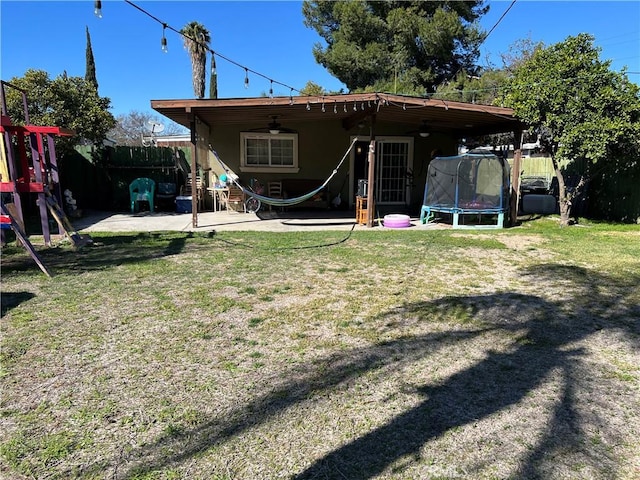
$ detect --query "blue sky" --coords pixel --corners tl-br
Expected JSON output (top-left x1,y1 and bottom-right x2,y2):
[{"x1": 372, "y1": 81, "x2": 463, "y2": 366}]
[{"x1": 1, "y1": 1, "x2": 639, "y2": 119}]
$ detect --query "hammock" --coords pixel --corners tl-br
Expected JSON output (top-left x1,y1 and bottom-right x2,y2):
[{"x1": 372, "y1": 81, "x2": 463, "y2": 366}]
[{"x1": 210, "y1": 138, "x2": 357, "y2": 207}]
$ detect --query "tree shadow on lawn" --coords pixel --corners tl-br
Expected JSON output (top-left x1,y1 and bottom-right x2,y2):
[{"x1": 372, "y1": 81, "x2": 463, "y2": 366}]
[
  {"x1": 1, "y1": 232, "x2": 197, "y2": 275},
  {"x1": 81, "y1": 264, "x2": 639, "y2": 479},
  {"x1": 0, "y1": 291, "x2": 35, "y2": 317}
]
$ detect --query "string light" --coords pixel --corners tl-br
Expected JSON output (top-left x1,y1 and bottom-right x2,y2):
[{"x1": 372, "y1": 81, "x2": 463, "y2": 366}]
[
  {"x1": 269, "y1": 80, "x2": 273, "y2": 97},
  {"x1": 161, "y1": 24, "x2": 168, "y2": 53},
  {"x1": 333, "y1": 101, "x2": 337, "y2": 114},
  {"x1": 353, "y1": 101, "x2": 357, "y2": 111},
  {"x1": 343, "y1": 102, "x2": 347, "y2": 113},
  {"x1": 121, "y1": 0, "x2": 316, "y2": 100},
  {"x1": 94, "y1": 0, "x2": 102, "y2": 18},
  {"x1": 115, "y1": 0, "x2": 626, "y2": 110},
  {"x1": 306, "y1": 100, "x2": 311, "y2": 111},
  {"x1": 289, "y1": 88, "x2": 294, "y2": 105},
  {"x1": 321, "y1": 101, "x2": 325, "y2": 113}
]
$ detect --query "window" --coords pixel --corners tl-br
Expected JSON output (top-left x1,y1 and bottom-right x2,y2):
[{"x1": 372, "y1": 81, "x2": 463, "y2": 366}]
[{"x1": 240, "y1": 133, "x2": 299, "y2": 173}]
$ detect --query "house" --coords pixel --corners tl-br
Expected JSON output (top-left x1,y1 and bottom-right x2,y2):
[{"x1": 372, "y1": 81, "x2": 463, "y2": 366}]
[{"x1": 151, "y1": 92, "x2": 525, "y2": 226}]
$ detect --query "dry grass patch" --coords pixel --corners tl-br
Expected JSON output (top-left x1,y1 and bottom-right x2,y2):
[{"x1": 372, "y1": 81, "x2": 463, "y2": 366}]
[{"x1": 1, "y1": 225, "x2": 639, "y2": 479}]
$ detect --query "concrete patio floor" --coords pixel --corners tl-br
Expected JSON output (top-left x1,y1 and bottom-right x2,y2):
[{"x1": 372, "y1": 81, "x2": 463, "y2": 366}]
[{"x1": 73, "y1": 209, "x2": 437, "y2": 233}]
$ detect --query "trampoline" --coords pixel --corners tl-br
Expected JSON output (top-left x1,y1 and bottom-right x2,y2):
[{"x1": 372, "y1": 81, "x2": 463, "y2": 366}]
[{"x1": 420, "y1": 153, "x2": 510, "y2": 229}]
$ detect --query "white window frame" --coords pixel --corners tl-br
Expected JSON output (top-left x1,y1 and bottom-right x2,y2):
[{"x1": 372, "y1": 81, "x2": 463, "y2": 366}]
[{"x1": 239, "y1": 132, "x2": 300, "y2": 173}]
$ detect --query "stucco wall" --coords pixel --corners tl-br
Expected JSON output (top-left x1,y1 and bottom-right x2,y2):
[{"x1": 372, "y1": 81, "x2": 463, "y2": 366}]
[{"x1": 208, "y1": 118, "x2": 458, "y2": 211}]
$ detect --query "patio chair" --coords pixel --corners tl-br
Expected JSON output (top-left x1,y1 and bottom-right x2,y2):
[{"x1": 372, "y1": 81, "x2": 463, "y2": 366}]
[
  {"x1": 181, "y1": 174, "x2": 204, "y2": 210},
  {"x1": 129, "y1": 177, "x2": 155, "y2": 213},
  {"x1": 226, "y1": 185, "x2": 245, "y2": 213},
  {"x1": 156, "y1": 182, "x2": 177, "y2": 211},
  {"x1": 267, "y1": 181, "x2": 284, "y2": 212}
]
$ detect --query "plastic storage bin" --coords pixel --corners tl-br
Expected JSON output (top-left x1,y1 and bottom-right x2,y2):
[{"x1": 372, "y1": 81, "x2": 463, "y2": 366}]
[{"x1": 175, "y1": 196, "x2": 193, "y2": 213}]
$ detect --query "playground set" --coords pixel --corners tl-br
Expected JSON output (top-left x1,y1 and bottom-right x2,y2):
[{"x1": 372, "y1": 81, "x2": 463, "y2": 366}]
[{"x1": 1, "y1": 80, "x2": 90, "y2": 276}]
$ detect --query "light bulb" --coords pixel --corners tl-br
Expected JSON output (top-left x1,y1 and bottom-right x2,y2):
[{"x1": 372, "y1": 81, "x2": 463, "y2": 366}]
[
  {"x1": 94, "y1": 0, "x2": 102, "y2": 18},
  {"x1": 211, "y1": 56, "x2": 217, "y2": 75},
  {"x1": 161, "y1": 24, "x2": 168, "y2": 53}
]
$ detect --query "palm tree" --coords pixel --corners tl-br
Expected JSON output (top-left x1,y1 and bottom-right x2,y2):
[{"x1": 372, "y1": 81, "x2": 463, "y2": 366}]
[{"x1": 180, "y1": 21, "x2": 211, "y2": 99}]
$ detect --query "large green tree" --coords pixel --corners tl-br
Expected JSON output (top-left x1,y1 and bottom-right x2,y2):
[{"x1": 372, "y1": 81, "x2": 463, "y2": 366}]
[
  {"x1": 180, "y1": 21, "x2": 211, "y2": 99},
  {"x1": 4, "y1": 69, "x2": 116, "y2": 153},
  {"x1": 501, "y1": 34, "x2": 640, "y2": 226},
  {"x1": 302, "y1": 0, "x2": 488, "y2": 94}
]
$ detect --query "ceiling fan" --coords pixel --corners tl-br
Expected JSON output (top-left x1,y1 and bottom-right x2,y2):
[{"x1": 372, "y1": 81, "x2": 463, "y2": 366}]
[
  {"x1": 406, "y1": 120, "x2": 431, "y2": 138},
  {"x1": 268, "y1": 116, "x2": 282, "y2": 134},
  {"x1": 248, "y1": 115, "x2": 296, "y2": 135}
]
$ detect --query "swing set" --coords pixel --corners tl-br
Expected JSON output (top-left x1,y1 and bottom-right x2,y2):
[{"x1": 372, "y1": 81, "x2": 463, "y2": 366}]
[{"x1": 1, "y1": 80, "x2": 91, "y2": 275}]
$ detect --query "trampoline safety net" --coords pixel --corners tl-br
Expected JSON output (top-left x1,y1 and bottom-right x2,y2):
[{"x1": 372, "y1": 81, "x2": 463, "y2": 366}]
[{"x1": 421, "y1": 153, "x2": 510, "y2": 227}]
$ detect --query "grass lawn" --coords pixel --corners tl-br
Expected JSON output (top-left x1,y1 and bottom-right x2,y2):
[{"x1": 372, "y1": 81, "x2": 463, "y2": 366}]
[{"x1": 1, "y1": 218, "x2": 639, "y2": 479}]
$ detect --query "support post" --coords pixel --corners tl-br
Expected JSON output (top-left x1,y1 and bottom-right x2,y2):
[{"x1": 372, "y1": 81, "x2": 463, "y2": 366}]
[
  {"x1": 366, "y1": 116, "x2": 376, "y2": 228},
  {"x1": 190, "y1": 118, "x2": 198, "y2": 228},
  {"x1": 30, "y1": 132, "x2": 52, "y2": 245},
  {"x1": 509, "y1": 128, "x2": 523, "y2": 226}
]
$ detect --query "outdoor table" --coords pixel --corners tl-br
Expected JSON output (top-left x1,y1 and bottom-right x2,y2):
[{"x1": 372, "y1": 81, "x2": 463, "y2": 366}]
[{"x1": 207, "y1": 186, "x2": 229, "y2": 212}]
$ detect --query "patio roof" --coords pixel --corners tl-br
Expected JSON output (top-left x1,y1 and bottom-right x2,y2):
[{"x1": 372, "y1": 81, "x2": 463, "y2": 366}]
[{"x1": 151, "y1": 92, "x2": 524, "y2": 138}]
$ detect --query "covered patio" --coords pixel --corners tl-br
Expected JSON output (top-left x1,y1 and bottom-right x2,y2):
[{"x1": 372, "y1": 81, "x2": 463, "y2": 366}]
[{"x1": 151, "y1": 93, "x2": 525, "y2": 228}]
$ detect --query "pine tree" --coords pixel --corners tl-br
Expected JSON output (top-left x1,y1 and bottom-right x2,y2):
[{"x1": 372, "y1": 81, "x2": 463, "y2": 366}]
[
  {"x1": 85, "y1": 26, "x2": 98, "y2": 91},
  {"x1": 303, "y1": 0, "x2": 488, "y2": 94}
]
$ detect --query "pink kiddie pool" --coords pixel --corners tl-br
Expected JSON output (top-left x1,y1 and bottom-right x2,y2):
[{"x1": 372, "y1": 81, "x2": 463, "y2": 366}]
[{"x1": 383, "y1": 214, "x2": 411, "y2": 228}]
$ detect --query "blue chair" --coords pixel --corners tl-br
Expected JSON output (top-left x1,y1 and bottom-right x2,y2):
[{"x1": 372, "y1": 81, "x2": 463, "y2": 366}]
[
  {"x1": 156, "y1": 182, "x2": 177, "y2": 211},
  {"x1": 129, "y1": 177, "x2": 155, "y2": 213}
]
